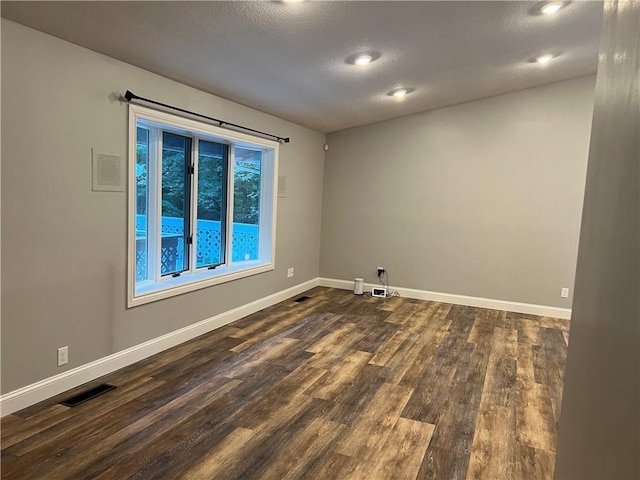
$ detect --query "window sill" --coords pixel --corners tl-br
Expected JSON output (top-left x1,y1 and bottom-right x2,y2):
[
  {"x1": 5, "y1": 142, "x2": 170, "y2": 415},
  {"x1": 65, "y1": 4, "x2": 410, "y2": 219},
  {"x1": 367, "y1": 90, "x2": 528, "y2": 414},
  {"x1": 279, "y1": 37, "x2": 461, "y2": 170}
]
[{"x1": 129, "y1": 261, "x2": 274, "y2": 308}]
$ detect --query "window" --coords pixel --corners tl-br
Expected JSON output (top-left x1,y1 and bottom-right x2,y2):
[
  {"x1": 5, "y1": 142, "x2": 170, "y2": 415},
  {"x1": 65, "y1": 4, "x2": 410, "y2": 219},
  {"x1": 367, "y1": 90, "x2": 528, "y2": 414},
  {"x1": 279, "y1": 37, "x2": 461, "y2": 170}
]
[{"x1": 128, "y1": 104, "x2": 278, "y2": 307}]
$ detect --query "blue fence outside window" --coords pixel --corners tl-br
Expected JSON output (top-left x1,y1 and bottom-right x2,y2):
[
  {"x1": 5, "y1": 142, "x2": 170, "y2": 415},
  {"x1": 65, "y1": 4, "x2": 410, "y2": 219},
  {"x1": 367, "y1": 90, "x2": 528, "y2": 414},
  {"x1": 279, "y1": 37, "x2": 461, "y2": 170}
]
[{"x1": 135, "y1": 215, "x2": 259, "y2": 281}]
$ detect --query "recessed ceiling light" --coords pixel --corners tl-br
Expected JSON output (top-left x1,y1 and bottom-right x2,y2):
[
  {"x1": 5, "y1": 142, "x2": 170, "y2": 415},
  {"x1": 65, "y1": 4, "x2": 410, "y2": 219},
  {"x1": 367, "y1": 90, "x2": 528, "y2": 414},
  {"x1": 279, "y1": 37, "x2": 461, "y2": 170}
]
[
  {"x1": 530, "y1": 1, "x2": 569, "y2": 16},
  {"x1": 346, "y1": 51, "x2": 380, "y2": 66},
  {"x1": 354, "y1": 54, "x2": 373, "y2": 66},
  {"x1": 536, "y1": 53, "x2": 554, "y2": 64},
  {"x1": 388, "y1": 87, "x2": 414, "y2": 98},
  {"x1": 541, "y1": 2, "x2": 563, "y2": 14}
]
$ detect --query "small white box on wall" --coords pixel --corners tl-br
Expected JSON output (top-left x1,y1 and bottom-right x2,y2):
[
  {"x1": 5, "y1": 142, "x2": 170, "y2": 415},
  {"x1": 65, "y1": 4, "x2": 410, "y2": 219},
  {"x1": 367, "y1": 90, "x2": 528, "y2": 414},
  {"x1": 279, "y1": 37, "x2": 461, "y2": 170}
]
[
  {"x1": 92, "y1": 149, "x2": 124, "y2": 192},
  {"x1": 278, "y1": 175, "x2": 287, "y2": 198}
]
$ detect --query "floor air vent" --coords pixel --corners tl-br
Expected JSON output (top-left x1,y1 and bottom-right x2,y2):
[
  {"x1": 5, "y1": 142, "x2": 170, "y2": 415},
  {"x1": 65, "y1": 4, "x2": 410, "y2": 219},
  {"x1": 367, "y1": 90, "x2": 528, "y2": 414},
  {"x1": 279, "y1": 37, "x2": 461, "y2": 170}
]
[
  {"x1": 60, "y1": 384, "x2": 116, "y2": 407},
  {"x1": 294, "y1": 296, "x2": 311, "y2": 303}
]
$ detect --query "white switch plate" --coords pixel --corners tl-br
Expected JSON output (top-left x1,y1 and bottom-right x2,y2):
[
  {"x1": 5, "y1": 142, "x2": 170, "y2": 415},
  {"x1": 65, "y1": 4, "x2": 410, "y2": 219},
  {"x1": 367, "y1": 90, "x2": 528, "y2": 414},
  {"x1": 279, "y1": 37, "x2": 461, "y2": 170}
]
[
  {"x1": 287, "y1": 267, "x2": 294, "y2": 278},
  {"x1": 561, "y1": 287, "x2": 569, "y2": 298},
  {"x1": 57, "y1": 346, "x2": 69, "y2": 366}
]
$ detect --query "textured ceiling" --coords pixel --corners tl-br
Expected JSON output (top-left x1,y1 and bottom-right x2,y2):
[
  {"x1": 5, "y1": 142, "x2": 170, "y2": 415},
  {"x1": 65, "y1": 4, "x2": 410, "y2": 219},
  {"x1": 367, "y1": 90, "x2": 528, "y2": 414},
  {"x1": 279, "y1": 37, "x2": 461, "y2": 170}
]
[{"x1": 1, "y1": 1, "x2": 603, "y2": 133}]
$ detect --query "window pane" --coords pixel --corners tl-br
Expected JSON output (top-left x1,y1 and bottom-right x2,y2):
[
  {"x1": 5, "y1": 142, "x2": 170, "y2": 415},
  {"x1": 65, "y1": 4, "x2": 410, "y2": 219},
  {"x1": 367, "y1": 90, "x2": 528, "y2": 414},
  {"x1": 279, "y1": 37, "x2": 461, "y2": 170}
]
[
  {"x1": 135, "y1": 126, "x2": 149, "y2": 282},
  {"x1": 233, "y1": 148, "x2": 261, "y2": 262},
  {"x1": 197, "y1": 140, "x2": 228, "y2": 268},
  {"x1": 161, "y1": 132, "x2": 191, "y2": 275}
]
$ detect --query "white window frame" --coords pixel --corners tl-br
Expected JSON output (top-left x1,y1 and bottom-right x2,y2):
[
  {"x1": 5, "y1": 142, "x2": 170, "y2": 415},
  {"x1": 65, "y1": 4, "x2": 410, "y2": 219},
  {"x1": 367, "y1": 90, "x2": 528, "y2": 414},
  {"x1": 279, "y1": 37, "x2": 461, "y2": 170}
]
[{"x1": 127, "y1": 104, "x2": 278, "y2": 308}]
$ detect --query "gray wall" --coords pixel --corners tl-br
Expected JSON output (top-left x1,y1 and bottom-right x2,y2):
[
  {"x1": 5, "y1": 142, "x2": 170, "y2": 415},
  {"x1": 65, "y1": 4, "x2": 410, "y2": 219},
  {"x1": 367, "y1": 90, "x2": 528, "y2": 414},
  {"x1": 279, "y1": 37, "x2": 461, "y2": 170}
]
[
  {"x1": 321, "y1": 76, "x2": 595, "y2": 308},
  {"x1": 554, "y1": 1, "x2": 640, "y2": 478},
  {"x1": 1, "y1": 20, "x2": 326, "y2": 394}
]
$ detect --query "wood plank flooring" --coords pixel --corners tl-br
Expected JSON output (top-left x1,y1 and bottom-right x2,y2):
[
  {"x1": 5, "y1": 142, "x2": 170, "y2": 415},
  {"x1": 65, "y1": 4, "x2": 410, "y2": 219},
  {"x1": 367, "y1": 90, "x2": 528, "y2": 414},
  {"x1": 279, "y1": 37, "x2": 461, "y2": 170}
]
[{"x1": 0, "y1": 287, "x2": 570, "y2": 479}]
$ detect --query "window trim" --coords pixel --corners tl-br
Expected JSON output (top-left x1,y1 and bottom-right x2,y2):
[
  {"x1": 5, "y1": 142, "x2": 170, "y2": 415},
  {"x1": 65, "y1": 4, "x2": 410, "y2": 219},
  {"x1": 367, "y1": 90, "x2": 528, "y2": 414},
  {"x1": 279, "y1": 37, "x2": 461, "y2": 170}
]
[{"x1": 127, "y1": 104, "x2": 279, "y2": 308}]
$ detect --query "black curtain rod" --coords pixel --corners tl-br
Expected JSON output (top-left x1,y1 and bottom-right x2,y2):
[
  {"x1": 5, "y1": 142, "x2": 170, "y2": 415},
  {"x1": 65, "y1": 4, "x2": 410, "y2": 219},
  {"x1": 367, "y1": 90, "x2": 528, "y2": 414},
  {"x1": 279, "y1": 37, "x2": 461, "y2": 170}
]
[{"x1": 124, "y1": 90, "x2": 290, "y2": 144}]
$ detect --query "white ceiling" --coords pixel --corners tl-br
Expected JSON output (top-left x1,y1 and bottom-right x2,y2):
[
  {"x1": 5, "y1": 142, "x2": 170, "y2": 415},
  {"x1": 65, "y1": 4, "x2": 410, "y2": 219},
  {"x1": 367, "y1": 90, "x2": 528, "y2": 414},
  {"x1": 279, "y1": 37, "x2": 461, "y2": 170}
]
[{"x1": 1, "y1": 1, "x2": 603, "y2": 133}]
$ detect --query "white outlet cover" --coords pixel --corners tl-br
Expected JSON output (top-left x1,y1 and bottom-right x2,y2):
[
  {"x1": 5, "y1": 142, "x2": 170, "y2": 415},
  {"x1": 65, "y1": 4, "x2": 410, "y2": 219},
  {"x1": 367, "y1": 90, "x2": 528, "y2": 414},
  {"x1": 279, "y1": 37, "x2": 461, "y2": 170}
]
[
  {"x1": 57, "y1": 346, "x2": 69, "y2": 366},
  {"x1": 561, "y1": 288, "x2": 569, "y2": 298}
]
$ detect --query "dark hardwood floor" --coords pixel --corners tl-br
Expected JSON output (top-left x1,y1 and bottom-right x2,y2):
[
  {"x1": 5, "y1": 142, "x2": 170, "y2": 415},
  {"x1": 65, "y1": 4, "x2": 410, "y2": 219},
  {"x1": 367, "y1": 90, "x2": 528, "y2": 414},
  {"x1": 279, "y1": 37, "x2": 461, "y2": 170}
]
[{"x1": 0, "y1": 287, "x2": 569, "y2": 479}]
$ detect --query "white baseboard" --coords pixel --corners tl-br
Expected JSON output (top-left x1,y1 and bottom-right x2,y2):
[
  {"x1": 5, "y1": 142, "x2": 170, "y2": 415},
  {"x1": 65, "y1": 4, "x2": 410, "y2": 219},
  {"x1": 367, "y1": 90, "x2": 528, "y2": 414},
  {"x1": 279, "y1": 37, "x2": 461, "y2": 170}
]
[
  {"x1": 0, "y1": 278, "x2": 319, "y2": 417},
  {"x1": 318, "y1": 277, "x2": 571, "y2": 320},
  {"x1": 1, "y1": 276, "x2": 570, "y2": 416}
]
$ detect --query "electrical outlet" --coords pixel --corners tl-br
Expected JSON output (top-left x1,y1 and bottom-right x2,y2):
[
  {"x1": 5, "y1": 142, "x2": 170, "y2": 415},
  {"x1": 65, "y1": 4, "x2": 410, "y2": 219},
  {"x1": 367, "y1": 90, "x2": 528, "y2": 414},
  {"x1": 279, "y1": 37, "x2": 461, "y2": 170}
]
[
  {"x1": 561, "y1": 287, "x2": 569, "y2": 298},
  {"x1": 377, "y1": 266, "x2": 385, "y2": 276},
  {"x1": 287, "y1": 267, "x2": 294, "y2": 278},
  {"x1": 57, "y1": 346, "x2": 69, "y2": 367}
]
